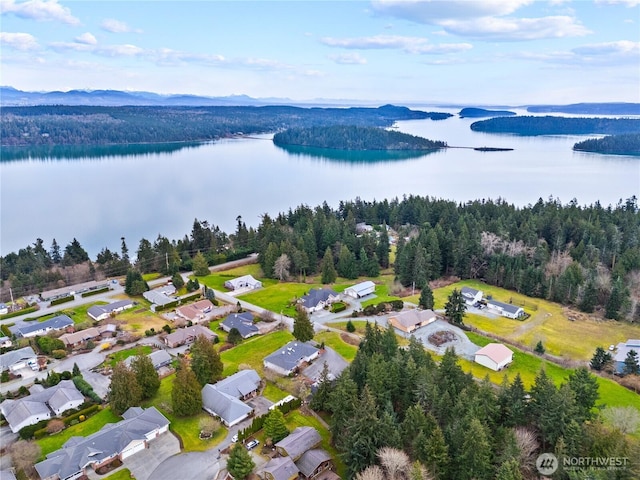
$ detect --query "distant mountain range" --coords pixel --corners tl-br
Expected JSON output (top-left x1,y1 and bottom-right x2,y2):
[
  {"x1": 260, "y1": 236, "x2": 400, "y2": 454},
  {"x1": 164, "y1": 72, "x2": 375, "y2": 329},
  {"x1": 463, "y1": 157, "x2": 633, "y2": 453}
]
[{"x1": 1, "y1": 87, "x2": 639, "y2": 114}]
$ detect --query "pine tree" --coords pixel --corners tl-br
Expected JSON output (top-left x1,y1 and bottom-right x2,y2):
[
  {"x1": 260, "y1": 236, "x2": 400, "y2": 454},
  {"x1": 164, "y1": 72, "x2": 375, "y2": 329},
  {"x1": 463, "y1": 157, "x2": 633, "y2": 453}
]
[
  {"x1": 171, "y1": 272, "x2": 185, "y2": 289},
  {"x1": 495, "y1": 459, "x2": 524, "y2": 480},
  {"x1": 192, "y1": 251, "x2": 210, "y2": 276},
  {"x1": 590, "y1": 346, "x2": 612, "y2": 371},
  {"x1": 293, "y1": 305, "x2": 314, "y2": 342},
  {"x1": 623, "y1": 349, "x2": 639, "y2": 375},
  {"x1": 534, "y1": 340, "x2": 545, "y2": 355},
  {"x1": 606, "y1": 277, "x2": 629, "y2": 320},
  {"x1": 72, "y1": 362, "x2": 81, "y2": 377},
  {"x1": 310, "y1": 362, "x2": 333, "y2": 411},
  {"x1": 227, "y1": 443, "x2": 255, "y2": 479},
  {"x1": 130, "y1": 354, "x2": 160, "y2": 400},
  {"x1": 263, "y1": 408, "x2": 289, "y2": 443},
  {"x1": 567, "y1": 367, "x2": 599, "y2": 423},
  {"x1": 377, "y1": 225, "x2": 390, "y2": 269},
  {"x1": 320, "y1": 247, "x2": 337, "y2": 284},
  {"x1": 418, "y1": 285, "x2": 434, "y2": 310},
  {"x1": 50, "y1": 238, "x2": 61, "y2": 264},
  {"x1": 109, "y1": 362, "x2": 142, "y2": 415},
  {"x1": 171, "y1": 359, "x2": 202, "y2": 416},
  {"x1": 579, "y1": 279, "x2": 598, "y2": 313},
  {"x1": 457, "y1": 417, "x2": 492, "y2": 480},
  {"x1": 190, "y1": 334, "x2": 223, "y2": 386},
  {"x1": 444, "y1": 288, "x2": 466, "y2": 325}
]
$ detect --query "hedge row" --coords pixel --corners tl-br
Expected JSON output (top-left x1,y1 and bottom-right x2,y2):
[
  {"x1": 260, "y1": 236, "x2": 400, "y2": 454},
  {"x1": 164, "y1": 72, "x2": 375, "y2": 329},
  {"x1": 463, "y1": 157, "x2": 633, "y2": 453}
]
[
  {"x1": 153, "y1": 299, "x2": 179, "y2": 312},
  {"x1": 331, "y1": 303, "x2": 346, "y2": 313},
  {"x1": 0, "y1": 306, "x2": 38, "y2": 320},
  {"x1": 81, "y1": 287, "x2": 109, "y2": 298},
  {"x1": 180, "y1": 292, "x2": 202, "y2": 303},
  {"x1": 50, "y1": 295, "x2": 74, "y2": 306},
  {"x1": 63, "y1": 404, "x2": 101, "y2": 426},
  {"x1": 73, "y1": 376, "x2": 102, "y2": 403},
  {"x1": 1, "y1": 324, "x2": 13, "y2": 337}
]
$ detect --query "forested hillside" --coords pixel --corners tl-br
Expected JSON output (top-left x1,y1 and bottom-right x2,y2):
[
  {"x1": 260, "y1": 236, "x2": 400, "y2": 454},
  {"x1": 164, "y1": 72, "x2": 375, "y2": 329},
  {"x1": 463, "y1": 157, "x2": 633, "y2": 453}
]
[
  {"x1": 273, "y1": 125, "x2": 446, "y2": 150},
  {"x1": 3, "y1": 196, "x2": 639, "y2": 322},
  {"x1": 471, "y1": 116, "x2": 640, "y2": 136},
  {"x1": 573, "y1": 133, "x2": 640, "y2": 156},
  {"x1": 0, "y1": 104, "x2": 450, "y2": 146}
]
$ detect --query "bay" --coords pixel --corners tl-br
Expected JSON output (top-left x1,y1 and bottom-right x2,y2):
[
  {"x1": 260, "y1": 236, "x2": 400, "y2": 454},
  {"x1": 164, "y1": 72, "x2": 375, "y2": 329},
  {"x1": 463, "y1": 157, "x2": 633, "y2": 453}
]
[{"x1": 1, "y1": 108, "x2": 638, "y2": 257}]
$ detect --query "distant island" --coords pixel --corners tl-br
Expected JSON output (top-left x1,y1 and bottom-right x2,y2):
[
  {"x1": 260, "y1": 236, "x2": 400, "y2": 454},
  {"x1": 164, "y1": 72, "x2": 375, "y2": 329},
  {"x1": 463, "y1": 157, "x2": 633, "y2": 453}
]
[
  {"x1": 573, "y1": 133, "x2": 640, "y2": 156},
  {"x1": 459, "y1": 107, "x2": 516, "y2": 118},
  {"x1": 527, "y1": 102, "x2": 640, "y2": 115},
  {"x1": 470, "y1": 116, "x2": 640, "y2": 136},
  {"x1": 272, "y1": 125, "x2": 447, "y2": 151}
]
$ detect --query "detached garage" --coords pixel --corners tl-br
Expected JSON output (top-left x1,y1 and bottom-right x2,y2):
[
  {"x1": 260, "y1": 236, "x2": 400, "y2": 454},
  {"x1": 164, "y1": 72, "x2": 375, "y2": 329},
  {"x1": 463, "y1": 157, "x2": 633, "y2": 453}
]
[{"x1": 474, "y1": 343, "x2": 513, "y2": 371}]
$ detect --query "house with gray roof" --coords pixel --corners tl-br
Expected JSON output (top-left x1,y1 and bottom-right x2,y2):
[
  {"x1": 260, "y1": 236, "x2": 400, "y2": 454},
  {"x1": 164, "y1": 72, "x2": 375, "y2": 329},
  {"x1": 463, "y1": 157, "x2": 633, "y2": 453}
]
[
  {"x1": 258, "y1": 456, "x2": 300, "y2": 480},
  {"x1": 299, "y1": 289, "x2": 339, "y2": 313},
  {"x1": 35, "y1": 407, "x2": 170, "y2": 480},
  {"x1": 0, "y1": 469, "x2": 17, "y2": 480},
  {"x1": 275, "y1": 426, "x2": 321, "y2": 461},
  {"x1": 614, "y1": 339, "x2": 640, "y2": 374},
  {"x1": 201, "y1": 369, "x2": 261, "y2": 427},
  {"x1": 0, "y1": 380, "x2": 84, "y2": 432},
  {"x1": 87, "y1": 300, "x2": 134, "y2": 321},
  {"x1": 14, "y1": 314, "x2": 73, "y2": 338},
  {"x1": 221, "y1": 312, "x2": 259, "y2": 339},
  {"x1": 164, "y1": 324, "x2": 217, "y2": 348},
  {"x1": 124, "y1": 349, "x2": 172, "y2": 370},
  {"x1": 143, "y1": 285, "x2": 177, "y2": 309},
  {"x1": 0, "y1": 346, "x2": 37, "y2": 372},
  {"x1": 461, "y1": 286, "x2": 483, "y2": 306},
  {"x1": 486, "y1": 299, "x2": 525, "y2": 319},
  {"x1": 264, "y1": 342, "x2": 320, "y2": 376}
]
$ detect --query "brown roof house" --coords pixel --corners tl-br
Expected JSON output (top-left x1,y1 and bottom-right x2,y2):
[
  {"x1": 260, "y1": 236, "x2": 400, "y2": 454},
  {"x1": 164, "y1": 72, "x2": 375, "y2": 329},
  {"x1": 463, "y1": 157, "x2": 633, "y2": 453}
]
[
  {"x1": 258, "y1": 456, "x2": 300, "y2": 480},
  {"x1": 388, "y1": 309, "x2": 437, "y2": 333},
  {"x1": 274, "y1": 427, "x2": 337, "y2": 479},
  {"x1": 175, "y1": 299, "x2": 214, "y2": 324},
  {"x1": 164, "y1": 325, "x2": 217, "y2": 348}
]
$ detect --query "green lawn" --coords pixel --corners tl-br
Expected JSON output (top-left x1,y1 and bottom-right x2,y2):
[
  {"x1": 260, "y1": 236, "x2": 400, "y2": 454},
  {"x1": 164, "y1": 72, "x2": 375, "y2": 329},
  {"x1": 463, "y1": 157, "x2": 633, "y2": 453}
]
[
  {"x1": 360, "y1": 280, "x2": 401, "y2": 308},
  {"x1": 36, "y1": 408, "x2": 122, "y2": 459},
  {"x1": 238, "y1": 283, "x2": 320, "y2": 317},
  {"x1": 221, "y1": 330, "x2": 294, "y2": 376},
  {"x1": 208, "y1": 317, "x2": 228, "y2": 343},
  {"x1": 25, "y1": 302, "x2": 107, "y2": 325},
  {"x1": 262, "y1": 382, "x2": 291, "y2": 403},
  {"x1": 198, "y1": 264, "x2": 272, "y2": 291},
  {"x1": 315, "y1": 330, "x2": 359, "y2": 362},
  {"x1": 106, "y1": 345, "x2": 152, "y2": 367},
  {"x1": 104, "y1": 469, "x2": 135, "y2": 480}
]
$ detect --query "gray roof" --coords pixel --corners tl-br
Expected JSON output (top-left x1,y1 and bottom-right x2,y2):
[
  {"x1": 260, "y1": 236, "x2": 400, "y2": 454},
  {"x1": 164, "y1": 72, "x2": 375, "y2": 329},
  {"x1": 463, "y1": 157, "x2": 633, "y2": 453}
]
[
  {"x1": 87, "y1": 300, "x2": 133, "y2": 319},
  {"x1": 295, "y1": 449, "x2": 332, "y2": 477},
  {"x1": 300, "y1": 289, "x2": 338, "y2": 309},
  {"x1": 0, "y1": 346, "x2": 37, "y2": 371},
  {"x1": 35, "y1": 407, "x2": 169, "y2": 480},
  {"x1": 0, "y1": 399, "x2": 50, "y2": 429},
  {"x1": 276, "y1": 426, "x2": 322, "y2": 460},
  {"x1": 487, "y1": 299, "x2": 522, "y2": 315},
  {"x1": 221, "y1": 312, "x2": 258, "y2": 338},
  {"x1": 142, "y1": 286, "x2": 176, "y2": 306},
  {"x1": 264, "y1": 342, "x2": 319, "y2": 374},
  {"x1": 16, "y1": 314, "x2": 73, "y2": 336},
  {"x1": 461, "y1": 286, "x2": 482, "y2": 299},
  {"x1": 201, "y1": 385, "x2": 252, "y2": 425},
  {"x1": 0, "y1": 470, "x2": 17, "y2": 480},
  {"x1": 212, "y1": 369, "x2": 261, "y2": 398},
  {"x1": 614, "y1": 339, "x2": 640, "y2": 364},
  {"x1": 164, "y1": 325, "x2": 216, "y2": 346},
  {"x1": 346, "y1": 281, "x2": 375, "y2": 294},
  {"x1": 259, "y1": 456, "x2": 299, "y2": 480},
  {"x1": 124, "y1": 350, "x2": 172, "y2": 370}
]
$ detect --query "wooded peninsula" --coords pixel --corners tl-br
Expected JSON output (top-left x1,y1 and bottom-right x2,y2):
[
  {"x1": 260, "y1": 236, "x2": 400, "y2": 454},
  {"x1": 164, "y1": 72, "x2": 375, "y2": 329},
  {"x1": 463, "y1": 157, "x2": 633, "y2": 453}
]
[{"x1": 470, "y1": 116, "x2": 640, "y2": 136}]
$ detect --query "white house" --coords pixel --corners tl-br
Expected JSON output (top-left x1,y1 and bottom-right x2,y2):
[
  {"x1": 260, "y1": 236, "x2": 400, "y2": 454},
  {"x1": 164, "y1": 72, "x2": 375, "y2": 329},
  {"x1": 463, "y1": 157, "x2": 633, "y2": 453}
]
[
  {"x1": 474, "y1": 343, "x2": 514, "y2": 371},
  {"x1": 201, "y1": 370, "x2": 261, "y2": 427},
  {"x1": 224, "y1": 275, "x2": 262, "y2": 291},
  {"x1": 486, "y1": 299, "x2": 525, "y2": 319},
  {"x1": 299, "y1": 289, "x2": 339, "y2": 313},
  {"x1": 460, "y1": 287, "x2": 483, "y2": 306},
  {"x1": 14, "y1": 314, "x2": 73, "y2": 338},
  {"x1": 344, "y1": 281, "x2": 376, "y2": 299},
  {"x1": 0, "y1": 346, "x2": 38, "y2": 372},
  {"x1": 264, "y1": 341, "x2": 320, "y2": 376},
  {"x1": 87, "y1": 300, "x2": 134, "y2": 321}
]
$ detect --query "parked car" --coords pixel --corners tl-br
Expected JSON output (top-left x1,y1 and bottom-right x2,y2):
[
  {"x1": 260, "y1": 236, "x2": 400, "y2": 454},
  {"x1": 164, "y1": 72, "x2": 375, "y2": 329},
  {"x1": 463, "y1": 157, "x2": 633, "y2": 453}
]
[
  {"x1": 245, "y1": 439, "x2": 259, "y2": 450},
  {"x1": 231, "y1": 434, "x2": 238, "y2": 442}
]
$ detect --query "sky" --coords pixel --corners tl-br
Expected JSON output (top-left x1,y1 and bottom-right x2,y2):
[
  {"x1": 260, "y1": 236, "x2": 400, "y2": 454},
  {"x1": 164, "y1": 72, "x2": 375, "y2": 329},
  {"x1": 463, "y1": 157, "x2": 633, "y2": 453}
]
[{"x1": 1, "y1": 0, "x2": 639, "y2": 105}]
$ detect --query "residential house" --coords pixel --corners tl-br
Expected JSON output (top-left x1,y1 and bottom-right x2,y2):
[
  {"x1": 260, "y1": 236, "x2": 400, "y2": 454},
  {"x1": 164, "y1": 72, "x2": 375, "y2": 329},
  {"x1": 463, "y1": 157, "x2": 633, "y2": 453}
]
[
  {"x1": 224, "y1": 275, "x2": 262, "y2": 291},
  {"x1": 355, "y1": 222, "x2": 373, "y2": 234},
  {"x1": 299, "y1": 289, "x2": 339, "y2": 313},
  {"x1": 201, "y1": 370, "x2": 261, "y2": 427},
  {"x1": 14, "y1": 314, "x2": 74, "y2": 338},
  {"x1": 0, "y1": 303, "x2": 8, "y2": 315},
  {"x1": 264, "y1": 342, "x2": 320, "y2": 376},
  {"x1": 59, "y1": 324, "x2": 116, "y2": 349},
  {"x1": 258, "y1": 456, "x2": 300, "y2": 480},
  {"x1": 474, "y1": 343, "x2": 514, "y2": 371},
  {"x1": 344, "y1": 281, "x2": 375, "y2": 299},
  {"x1": 0, "y1": 346, "x2": 38, "y2": 372},
  {"x1": 143, "y1": 285, "x2": 177, "y2": 309},
  {"x1": 0, "y1": 380, "x2": 85, "y2": 432},
  {"x1": 0, "y1": 336, "x2": 13, "y2": 348},
  {"x1": 175, "y1": 299, "x2": 214, "y2": 323},
  {"x1": 87, "y1": 300, "x2": 134, "y2": 321},
  {"x1": 35, "y1": 407, "x2": 170, "y2": 480},
  {"x1": 486, "y1": 299, "x2": 525, "y2": 319},
  {"x1": 0, "y1": 469, "x2": 16, "y2": 480},
  {"x1": 40, "y1": 280, "x2": 111, "y2": 302},
  {"x1": 614, "y1": 339, "x2": 640, "y2": 374},
  {"x1": 388, "y1": 309, "x2": 437, "y2": 333},
  {"x1": 164, "y1": 325, "x2": 217, "y2": 348},
  {"x1": 296, "y1": 449, "x2": 336, "y2": 480},
  {"x1": 221, "y1": 312, "x2": 259, "y2": 339},
  {"x1": 461, "y1": 287, "x2": 483, "y2": 306},
  {"x1": 275, "y1": 427, "x2": 322, "y2": 461},
  {"x1": 124, "y1": 350, "x2": 172, "y2": 370}
]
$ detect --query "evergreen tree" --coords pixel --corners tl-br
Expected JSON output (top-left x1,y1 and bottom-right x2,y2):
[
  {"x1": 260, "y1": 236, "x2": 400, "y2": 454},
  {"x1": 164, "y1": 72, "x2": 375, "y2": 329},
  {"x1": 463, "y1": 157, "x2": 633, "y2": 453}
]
[
  {"x1": 190, "y1": 334, "x2": 223, "y2": 386},
  {"x1": 263, "y1": 408, "x2": 289, "y2": 443},
  {"x1": 337, "y1": 244, "x2": 358, "y2": 279},
  {"x1": 623, "y1": 349, "x2": 639, "y2": 375},
  {"x1": 498, "y1": 373, "x2": 528, "y2": 427},
  {"x1": 172, "y1": 359, "x2": 202, "y2": 416},
  {"x1": 109, "y1": 362, "x2": 142, "y2": 415},
  {"x1": 227, "y1": 443, "x2": 255, "y2": 479},
  {"x1": 171, "y1": 272, "x2": 185, "y2": 289},
  {"x1": 377, "y1": 225, "x2": 390, "y2": 269},
  {"x1": 444, "y1": 288, "x2": 466, "y2": 325},
  {"x1": 192, "y1": 251, "x2": 210, "y2": 276},
  {"x1": 124, "y1": 269, "x2": 149, "y2": 296},
  {"x1": 418, "y1": 285, "x2": 434, "y2": 310},
  {"x1": 567, "y1": 367, "x2": 599, "y2": 423},
  {"x1": 457, "y1": 417, "x2": 492, "y2": 480},
  {"x1": 589, "y1": 347, "x2": 613, "y2": 371},
  {"x1": 416, "y1": 423, "x2": 449, "y2": 478},
  {"x1": 534, "y1": 340, "x2": 546, "y2": 355},
  {"x1": 72, "y1": 362, "x2": 81, "y2": 377},
  {"x1": 50, "y1": 238, "x2": 61, "y2": 264},
  {"x1": 293, "y1": 305, "x2": 315, "y2": 342},
  {"x1": 130, "y1": 354, "x2": 160, "y2": 400},
  {"x1": 495, "y1": 459, "x2": 524, "y2": 480},
  {"x1": 310, "y1": 362, "x2": 333, "y2": 411},
  {"x1": 605, "y1": 277, "x2": 629, "y2": 320},
  {"x1": 579, "y1": 279, "x2": 598, "y2": 313},
  {"x1": 227, "y1": 327, "x2": 243, "y2": 345},
  {"x1": 320, "y1": 247, "x2": 337, "y2": 284},
  {"x1": 120, "y1": 236, "x2": 130, "y2": 266},
  {"x1": 262, "y1": 242, "x2": 280, "y2": 278}
]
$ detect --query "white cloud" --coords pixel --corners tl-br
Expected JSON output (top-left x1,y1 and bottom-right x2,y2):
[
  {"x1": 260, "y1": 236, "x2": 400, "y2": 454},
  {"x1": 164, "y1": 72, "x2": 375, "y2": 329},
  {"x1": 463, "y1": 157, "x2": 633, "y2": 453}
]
[
  {"x1": 75, "y1": 32, "x2": 97, "y2": 45},
  {"x1": 518, "y1": 41, "x2": 640, "y2": 66},
  {"x1": 371, "y1": 0, "x2": 533, "y2": 22},
  {"x1": 328, "y1": 53, "x2": 368, "y2": 64},
  {"x1": 441, "y1": 15, "x2": 591, "y2": 41},
  {"x1": 596, "y1": 0, "x2": 640, "y2": 6},
  {"x1": 96, "y1": 44, "x2": 144, "y2": 57},
  {"x1": 0, "y1": 0, "x2": 79, "y2": 25},
  {"x1": 100, "y1": 18, "x2": 141, "y2": 33},
  {"x1": 573, "y1": 40, "x2": 640, "y2": 56},
  {"x1": 0, "y1": 31, "x2": 39, "y2": 50},
  {"x1": 321, "y1": 34, "x2": 472, "y2": 54}
]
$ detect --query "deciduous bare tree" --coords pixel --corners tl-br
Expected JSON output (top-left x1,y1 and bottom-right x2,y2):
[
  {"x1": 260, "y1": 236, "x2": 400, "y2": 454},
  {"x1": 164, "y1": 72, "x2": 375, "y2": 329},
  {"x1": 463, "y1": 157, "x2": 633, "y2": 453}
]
[
  {"x1": 9, "y1": 440, "x2": 41, "y2": 478},
  {"x1": 274, "y1": 253, "x2": 291, "y2": 281},
  {"x1": 602, "y1": 406, "x2": 640, "y2": 435}
]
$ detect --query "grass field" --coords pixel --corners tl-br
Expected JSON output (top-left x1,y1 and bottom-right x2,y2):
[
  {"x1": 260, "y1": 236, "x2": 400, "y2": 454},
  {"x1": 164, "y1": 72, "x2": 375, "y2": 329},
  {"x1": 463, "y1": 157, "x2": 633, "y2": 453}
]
[
  {"x1": 220, "y1": 329, "x2": 294, "y2": 376},
  {"x1": 104, "y1": 469, "x2": 135, "y2": 480},
  {"x1": 36, "y1": 407, "x2": 122, "y2": 459},
  {"x1": 106, "y1": 345, "x2": 153, "y2": 367},
  {"x1": 116, "y1": 307, "x2": 168, "y2": 335},
  {"x1": 198, "y1": 264, "x2": 273, "y2": 291},
  {"x1": 26, "y1": 302, "x2": 107, "y2": 325},
  {"x1": 433, "y1": 280, "x2": 640, "y2": 361},
  {"x1": 314, "y1": 330, "x2": 359, "y2": 362}
]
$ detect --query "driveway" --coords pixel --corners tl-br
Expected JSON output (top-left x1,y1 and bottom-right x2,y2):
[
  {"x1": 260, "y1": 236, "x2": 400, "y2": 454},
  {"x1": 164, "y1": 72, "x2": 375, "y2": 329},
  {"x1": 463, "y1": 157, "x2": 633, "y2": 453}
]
[
  {"x1": 303, "y1": 346, "x2": 348, "y2": 382},
  {"x1": 81, "y1": 369, "x2": 111, "y2": 399},
  {"x1": 123, "y1": 431, "x2": 181, "y2": 480},
  {"x1": 148, "y1": 451, "x2": 223, "y2": 480},
  {"x1": 406, "y1": 319, "x2": 480, "y2": 360}
]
